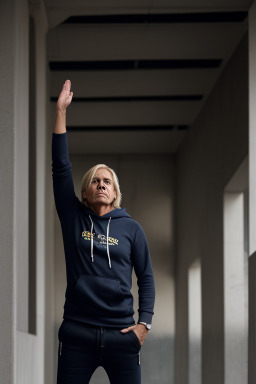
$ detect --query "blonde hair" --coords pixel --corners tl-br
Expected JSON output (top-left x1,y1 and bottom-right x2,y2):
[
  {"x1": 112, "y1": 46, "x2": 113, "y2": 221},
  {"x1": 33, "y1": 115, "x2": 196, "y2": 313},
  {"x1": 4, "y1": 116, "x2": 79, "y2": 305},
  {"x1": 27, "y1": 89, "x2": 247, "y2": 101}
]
[{"x1": 81, "y1": 164, "x2": 122, "y2": 209}]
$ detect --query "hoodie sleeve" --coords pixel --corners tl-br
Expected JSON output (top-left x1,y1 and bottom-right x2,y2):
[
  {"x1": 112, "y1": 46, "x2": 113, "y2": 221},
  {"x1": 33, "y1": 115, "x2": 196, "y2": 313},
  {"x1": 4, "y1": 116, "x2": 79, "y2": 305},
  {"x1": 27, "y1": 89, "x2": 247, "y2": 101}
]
[
  {"x1": 132, "y1": 222, "x2": 155, "y2": 325},
  {"x1": 52, "y1": 132, "x2": 77, "y2": 223}
]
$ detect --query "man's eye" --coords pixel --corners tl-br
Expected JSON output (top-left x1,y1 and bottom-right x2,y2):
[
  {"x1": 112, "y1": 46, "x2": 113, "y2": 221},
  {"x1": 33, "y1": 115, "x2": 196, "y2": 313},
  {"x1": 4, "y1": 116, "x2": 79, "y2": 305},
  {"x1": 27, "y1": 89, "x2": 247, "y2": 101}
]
[
  {"x1": 92, "y1": 180, "x2": 97, "y2": 183},
  {"x1": 105, "y1": 180, "x2": 110, "y2": 184}
]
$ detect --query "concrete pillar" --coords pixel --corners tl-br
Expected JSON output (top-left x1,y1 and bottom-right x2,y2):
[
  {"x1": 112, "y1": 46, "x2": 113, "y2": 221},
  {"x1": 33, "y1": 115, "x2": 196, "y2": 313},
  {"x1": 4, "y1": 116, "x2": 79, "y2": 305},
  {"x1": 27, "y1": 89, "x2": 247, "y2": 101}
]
[
  {"x1": 0, "y1": 0, "x2": 50, "y2": 383},
  {"x1": 249, "y1": 2, "x2": 256, "y2": 383},
  {"x1": 0, "y1": 0, "x2": 16, "y2": 382}
]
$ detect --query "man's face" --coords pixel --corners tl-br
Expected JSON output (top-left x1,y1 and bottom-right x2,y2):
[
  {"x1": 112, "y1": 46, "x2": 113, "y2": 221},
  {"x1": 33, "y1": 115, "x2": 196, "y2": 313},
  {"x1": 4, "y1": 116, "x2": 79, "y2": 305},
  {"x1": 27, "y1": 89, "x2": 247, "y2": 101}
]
[{"x1": 82, "y1": 168, "x2": 117, "y2": 208}]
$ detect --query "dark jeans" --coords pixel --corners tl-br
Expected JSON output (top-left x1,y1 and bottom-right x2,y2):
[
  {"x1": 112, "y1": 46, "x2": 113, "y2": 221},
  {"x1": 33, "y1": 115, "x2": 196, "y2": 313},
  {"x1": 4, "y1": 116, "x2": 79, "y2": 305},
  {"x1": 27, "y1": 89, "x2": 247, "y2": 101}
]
[{"x1": 57, "y1": 319, "x2": 142, "y2": 384}]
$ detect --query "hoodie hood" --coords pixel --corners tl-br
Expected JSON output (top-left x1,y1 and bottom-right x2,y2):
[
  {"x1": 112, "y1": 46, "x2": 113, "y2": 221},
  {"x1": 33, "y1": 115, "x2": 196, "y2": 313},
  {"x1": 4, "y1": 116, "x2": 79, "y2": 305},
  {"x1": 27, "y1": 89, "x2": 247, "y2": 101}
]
[
  {"x1": 79, "y1": 202, "x2": 131, "y2": 268},
  {"x1": 80, "y1": 203, "x2": 131, "y2": 220}
]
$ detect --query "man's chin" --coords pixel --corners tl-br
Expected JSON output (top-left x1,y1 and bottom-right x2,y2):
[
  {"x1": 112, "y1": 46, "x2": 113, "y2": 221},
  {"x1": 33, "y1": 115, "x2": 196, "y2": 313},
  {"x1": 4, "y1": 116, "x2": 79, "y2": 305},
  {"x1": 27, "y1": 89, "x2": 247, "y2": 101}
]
[{"x1": 94, "y1": 197, "x2": 109, "y2": 204}]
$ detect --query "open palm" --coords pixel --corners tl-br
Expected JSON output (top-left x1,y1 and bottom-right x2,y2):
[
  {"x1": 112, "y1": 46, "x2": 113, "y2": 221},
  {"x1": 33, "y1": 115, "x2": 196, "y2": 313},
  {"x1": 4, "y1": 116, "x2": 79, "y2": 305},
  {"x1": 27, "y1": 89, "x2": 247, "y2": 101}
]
[{"x1": 56, "y1": 79, "x2": 73, "y2": 111}]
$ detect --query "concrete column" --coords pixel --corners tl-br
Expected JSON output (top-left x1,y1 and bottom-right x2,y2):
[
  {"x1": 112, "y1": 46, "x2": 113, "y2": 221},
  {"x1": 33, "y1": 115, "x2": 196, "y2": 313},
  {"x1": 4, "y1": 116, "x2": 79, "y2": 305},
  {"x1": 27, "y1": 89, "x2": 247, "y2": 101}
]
[
  {"x1": 0, "y1": 1, "x2": 16, "y2": 383},
  {"x1": 249, "y1": 3, "x2": 256, "y2": 383},
  {"x1": 0, "y1": 0, "x2": 50, "y2": 383},
  {"x1": 249, "y1": 0, "x2": 256, "y2": 256}
]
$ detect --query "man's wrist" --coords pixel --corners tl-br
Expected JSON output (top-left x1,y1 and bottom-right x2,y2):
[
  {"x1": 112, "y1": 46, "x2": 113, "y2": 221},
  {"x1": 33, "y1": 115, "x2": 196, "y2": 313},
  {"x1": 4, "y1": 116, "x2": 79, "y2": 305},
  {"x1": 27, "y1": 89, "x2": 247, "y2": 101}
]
[
  {"x1": 138, "y1": 321, "x2": 151, "y2": 330},
  {"x1": 56, "y1": 108, "x2": 67, "y2": 115}
]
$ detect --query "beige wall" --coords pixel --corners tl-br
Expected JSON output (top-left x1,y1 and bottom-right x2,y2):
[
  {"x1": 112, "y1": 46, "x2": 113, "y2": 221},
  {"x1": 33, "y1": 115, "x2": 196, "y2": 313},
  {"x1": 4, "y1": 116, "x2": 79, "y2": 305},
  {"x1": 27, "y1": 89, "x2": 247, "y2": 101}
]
[{"x1": 175, "y1": 34, "x2": 248, "y2": 384}]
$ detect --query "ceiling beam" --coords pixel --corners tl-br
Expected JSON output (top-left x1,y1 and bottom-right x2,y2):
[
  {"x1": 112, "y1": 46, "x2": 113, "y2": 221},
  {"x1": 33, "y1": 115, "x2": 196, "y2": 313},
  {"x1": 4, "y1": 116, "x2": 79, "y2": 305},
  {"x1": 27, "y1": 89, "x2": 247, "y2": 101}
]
[{"x1": 63, "y1": 12, "x2": 247, "y2": 24}]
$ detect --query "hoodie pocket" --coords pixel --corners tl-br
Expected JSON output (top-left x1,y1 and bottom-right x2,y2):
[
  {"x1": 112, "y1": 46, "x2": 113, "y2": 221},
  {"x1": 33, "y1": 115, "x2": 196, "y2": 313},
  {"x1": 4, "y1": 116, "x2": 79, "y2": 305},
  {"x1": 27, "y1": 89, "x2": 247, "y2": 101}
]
[{"x1": 70, "y1": 274, "x2": 130, "y2": 317}]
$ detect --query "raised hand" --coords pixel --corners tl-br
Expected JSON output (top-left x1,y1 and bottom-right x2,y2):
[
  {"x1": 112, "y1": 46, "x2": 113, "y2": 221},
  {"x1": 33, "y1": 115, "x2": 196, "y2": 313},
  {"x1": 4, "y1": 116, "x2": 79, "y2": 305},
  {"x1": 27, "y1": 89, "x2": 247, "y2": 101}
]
[{"x1": 56, "y1": 79, "x2": 73, "y2": 111}]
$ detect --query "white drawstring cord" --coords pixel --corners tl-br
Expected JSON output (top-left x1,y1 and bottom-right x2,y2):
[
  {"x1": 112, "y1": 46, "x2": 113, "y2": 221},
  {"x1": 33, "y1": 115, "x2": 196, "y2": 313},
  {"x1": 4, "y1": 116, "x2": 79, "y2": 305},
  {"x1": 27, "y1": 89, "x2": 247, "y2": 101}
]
[
  {"x1": 88, "y1": 215, "x2": 112, "y2": 268},
  {"x1": 89, "y1": 215, "x2": 94, "y2": 263},
  {"x1": 106, "y1": 217, "x2": 112, "y2": 268}
]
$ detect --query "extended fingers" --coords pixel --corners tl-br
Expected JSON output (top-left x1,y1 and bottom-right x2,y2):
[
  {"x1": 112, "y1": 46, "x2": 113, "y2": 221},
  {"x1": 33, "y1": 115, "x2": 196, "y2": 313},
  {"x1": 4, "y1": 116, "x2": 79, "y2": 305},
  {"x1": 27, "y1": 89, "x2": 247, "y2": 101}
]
[
  {"x1": 120, "y1": 326, "x2": 135, "y2": 333},
  {"x1": 63, "y1": 79, "x2": 71, "y2": 92}
]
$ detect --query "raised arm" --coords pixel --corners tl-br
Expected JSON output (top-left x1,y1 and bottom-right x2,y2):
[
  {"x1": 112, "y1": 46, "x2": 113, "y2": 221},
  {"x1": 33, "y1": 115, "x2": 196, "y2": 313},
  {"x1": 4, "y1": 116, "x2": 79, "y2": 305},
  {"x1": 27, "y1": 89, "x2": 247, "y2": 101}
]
[{"x1": 52, "y1": 80, "x2": 77, "y2": 223}]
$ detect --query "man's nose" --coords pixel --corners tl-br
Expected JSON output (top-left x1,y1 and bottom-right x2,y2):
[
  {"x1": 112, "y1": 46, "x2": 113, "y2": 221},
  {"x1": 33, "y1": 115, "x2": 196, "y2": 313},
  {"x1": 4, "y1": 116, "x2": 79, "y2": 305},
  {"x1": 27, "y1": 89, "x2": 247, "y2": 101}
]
[{"x1": 98, "y1": 181, "x2": 105, "y2": 189}]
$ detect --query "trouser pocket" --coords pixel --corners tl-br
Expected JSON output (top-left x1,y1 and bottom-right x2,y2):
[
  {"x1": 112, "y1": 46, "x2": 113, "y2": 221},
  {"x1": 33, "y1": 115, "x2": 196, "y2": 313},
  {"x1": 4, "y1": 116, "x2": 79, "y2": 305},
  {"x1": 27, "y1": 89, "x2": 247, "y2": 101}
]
[
  {"x1": 59, "y1": 341, "x2": 63, "y2": 356},
  {"x1": 128, "y1": 330, "x2": 141, "y2": 351},
  {"x1": 58, "y1": 319, "x2": 71, "y2": 341}
]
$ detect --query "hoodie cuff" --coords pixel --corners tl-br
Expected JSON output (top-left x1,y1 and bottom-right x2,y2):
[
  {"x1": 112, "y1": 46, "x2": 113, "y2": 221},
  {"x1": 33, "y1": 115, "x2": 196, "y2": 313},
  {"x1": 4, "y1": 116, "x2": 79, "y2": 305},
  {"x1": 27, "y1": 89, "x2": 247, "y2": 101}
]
[{"x1": 138, "y1": 311, "x2": 153, "y2": 324}]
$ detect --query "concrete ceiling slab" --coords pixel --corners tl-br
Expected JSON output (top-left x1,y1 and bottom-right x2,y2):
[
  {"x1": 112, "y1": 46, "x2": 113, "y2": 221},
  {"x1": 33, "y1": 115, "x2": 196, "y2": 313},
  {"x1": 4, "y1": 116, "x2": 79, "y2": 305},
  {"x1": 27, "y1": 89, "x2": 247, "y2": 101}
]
[
  {"x1": 67, "y1": 129, "x2": 187, "y2": 154},
  {"x1": 45, "y1": 1, "x2": 250, "y2": 154}
]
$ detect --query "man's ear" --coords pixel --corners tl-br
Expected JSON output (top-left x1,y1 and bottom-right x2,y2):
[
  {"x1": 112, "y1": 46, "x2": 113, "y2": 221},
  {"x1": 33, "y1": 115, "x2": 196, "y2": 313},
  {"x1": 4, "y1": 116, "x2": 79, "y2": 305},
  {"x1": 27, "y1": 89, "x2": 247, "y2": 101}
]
[{"x1": 82, "y1": 191, "x2": 87, "y2": 199}]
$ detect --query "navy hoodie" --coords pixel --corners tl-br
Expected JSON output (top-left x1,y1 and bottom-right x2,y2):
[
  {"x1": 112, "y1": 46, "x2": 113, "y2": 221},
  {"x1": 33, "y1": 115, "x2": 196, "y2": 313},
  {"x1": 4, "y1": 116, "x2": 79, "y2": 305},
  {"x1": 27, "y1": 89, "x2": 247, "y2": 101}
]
[{"x1": 52, "y1": 132, "x2": 155, "y2": 328}]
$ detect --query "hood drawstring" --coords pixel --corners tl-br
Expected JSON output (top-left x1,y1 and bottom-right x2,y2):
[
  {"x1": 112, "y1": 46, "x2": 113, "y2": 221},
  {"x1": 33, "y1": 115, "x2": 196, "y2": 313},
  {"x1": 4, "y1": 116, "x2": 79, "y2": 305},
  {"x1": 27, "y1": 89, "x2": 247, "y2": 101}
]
[
  {"x1": 89, "y1": 215, "x2": 94, "y2": 263},
  {"x1": 106, "y1": 217, "x2": 112, "y2": 268},
  {"x1": 88, "y1": 215, "x2": 112, "y2": 268}
]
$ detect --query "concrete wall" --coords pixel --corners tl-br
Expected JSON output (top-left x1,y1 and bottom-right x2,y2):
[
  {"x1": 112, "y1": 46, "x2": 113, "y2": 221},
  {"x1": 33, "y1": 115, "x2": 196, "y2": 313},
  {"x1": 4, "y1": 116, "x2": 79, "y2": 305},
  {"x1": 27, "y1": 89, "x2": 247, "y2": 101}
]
[
  {"x1": 249, "y1": 2, "x2": 256, "y2": 383},
  {"x1": 53, "y1": 150, "x2": 176, "y2": 383},
  {"x1": 30, "y1": 2, "x2": 54, "y2": 384},
  {"x1": 0, "y1": 0, "x2": 50, "y2": 383},
  {"x1": 175, "y1": 34, "x2": 248, "y2": 384},
  {"x1": 0, "y1": 1, "x2": 16, "y2": 382}
]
